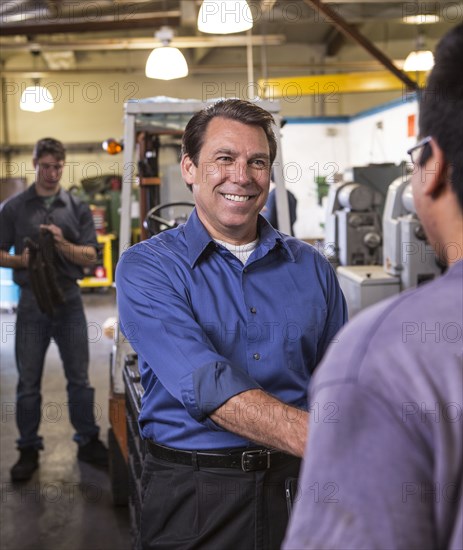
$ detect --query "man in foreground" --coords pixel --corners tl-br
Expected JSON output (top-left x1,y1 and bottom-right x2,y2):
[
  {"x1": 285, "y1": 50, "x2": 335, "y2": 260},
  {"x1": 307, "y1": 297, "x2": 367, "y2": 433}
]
[
  {"x1": 116, "y1": 99, "x2": 347, "y2": 549},
  {"x1": 284, "y1": 24, "x2": 463, "y2": 550}
]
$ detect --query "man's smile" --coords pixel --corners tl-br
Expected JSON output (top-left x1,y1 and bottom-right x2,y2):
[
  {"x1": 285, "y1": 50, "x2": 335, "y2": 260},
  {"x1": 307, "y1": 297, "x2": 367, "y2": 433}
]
[{"x1": 221, "y1": 193, "x2": 253, "y2": 203}]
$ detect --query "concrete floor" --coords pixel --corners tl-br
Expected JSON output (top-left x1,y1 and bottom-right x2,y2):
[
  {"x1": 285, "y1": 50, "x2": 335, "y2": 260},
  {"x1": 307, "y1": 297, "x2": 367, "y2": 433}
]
[{"x1": 0, "y1": 289, "x2": 131, "y2": 550}]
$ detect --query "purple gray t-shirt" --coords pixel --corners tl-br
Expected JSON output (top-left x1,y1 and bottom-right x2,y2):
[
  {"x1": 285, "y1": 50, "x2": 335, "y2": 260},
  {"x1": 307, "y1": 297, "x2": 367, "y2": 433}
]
[{"x1": 284, "y1": 260, "x2": 463, "y2": 550}]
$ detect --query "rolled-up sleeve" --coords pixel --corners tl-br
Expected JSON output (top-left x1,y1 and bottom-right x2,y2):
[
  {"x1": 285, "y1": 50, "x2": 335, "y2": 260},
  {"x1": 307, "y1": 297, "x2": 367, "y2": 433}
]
[
  {"x1": 76, "y1": 203, "x2": 98, "y2": 248},
  {"x1": 116, "y1": 246, "x2": 261, "y2": 423}
]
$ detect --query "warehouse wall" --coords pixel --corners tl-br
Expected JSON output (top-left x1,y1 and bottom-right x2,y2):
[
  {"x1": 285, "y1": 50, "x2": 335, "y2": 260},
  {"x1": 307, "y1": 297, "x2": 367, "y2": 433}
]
[
  {"x1": 279, "y1": 94, "x2": 418, "y2": 239},
  {"x1": 280, "y1": 118, "x2": 349, "y2": 238},
  {"x1": 348, "y1": 95, "x2": 419, "y2": 166}
]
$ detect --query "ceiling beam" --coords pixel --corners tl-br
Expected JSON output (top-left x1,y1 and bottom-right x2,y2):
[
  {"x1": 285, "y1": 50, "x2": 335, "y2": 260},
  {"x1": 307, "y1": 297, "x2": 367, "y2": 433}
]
[
  {"x1": 259, "y1": 70, "x2": 427, "y2": 97},
  {"x1": 2, "y1": 60, "x2": 395, "y2": 78},
  {"x1": 0, "y1": 11, "x2": 181, "y2": 36},
  {"x1": 302, "y1": 0, "x2": 419, "y2": 91},
  {"x1": 0, "y1": 34, "x2": 286, "y2": 52}
]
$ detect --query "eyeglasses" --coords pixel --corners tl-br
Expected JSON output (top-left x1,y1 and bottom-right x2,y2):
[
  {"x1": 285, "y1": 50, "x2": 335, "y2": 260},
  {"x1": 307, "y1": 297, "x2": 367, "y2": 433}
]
[
  {"x1": 407, "y1": 136, "x2": 432, "y2": 165},
  {"x1": 38, "y1": 163, "x2": 64, "y2": 172}
]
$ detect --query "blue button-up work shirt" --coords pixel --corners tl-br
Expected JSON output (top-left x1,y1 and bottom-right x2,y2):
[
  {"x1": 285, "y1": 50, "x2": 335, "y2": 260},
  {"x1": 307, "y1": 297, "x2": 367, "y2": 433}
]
[{"x1": 116, "y1": 210, "x2": 347, "y2": 450}]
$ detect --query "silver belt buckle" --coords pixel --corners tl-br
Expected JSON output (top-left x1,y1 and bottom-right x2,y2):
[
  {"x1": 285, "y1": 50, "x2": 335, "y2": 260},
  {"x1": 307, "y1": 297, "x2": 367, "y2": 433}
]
[{"x1": 241, "y1": 449, "x2": 271, "y2": 472}]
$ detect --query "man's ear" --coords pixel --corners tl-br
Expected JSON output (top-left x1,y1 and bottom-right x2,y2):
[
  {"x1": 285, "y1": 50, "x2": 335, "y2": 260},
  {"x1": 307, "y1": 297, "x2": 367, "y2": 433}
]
[
  {"x1": 423, "y1": 139, "x2": 447, "y2": 197},
  {"x1": 181, "y1": 154, "x2": 196, "y2": 187},
  {"x1": 32, "y1": 158, "x2": 38, "y2": 169}
]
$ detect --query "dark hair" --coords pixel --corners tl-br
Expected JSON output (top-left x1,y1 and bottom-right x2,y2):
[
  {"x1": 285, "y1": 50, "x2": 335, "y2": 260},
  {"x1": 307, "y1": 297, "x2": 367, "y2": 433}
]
[
  {"x1": 419, "y1": 23, "x2": 463, "y2": 211},
  {"x1": 33, "y1": 137, "x2": 66, "y2": 161},
  {"x1": 182, "y1": 99, "x2": 277, "y2": 167}
]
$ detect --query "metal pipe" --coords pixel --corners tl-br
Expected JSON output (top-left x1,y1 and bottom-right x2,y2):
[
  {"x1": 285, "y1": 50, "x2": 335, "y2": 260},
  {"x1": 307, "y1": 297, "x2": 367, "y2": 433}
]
[
  {"x1": 0, "y1": 12, "x2": 181, "y2": 36},
  {"x1": 1, "y1": 59, "x2": 395, "y2": 77},
  {"x1": 0, "y1": 142, "x2": 108, "y2": 156},
  {"x1": 247, "y1": 30, "x2": 255, "y2": 98}
]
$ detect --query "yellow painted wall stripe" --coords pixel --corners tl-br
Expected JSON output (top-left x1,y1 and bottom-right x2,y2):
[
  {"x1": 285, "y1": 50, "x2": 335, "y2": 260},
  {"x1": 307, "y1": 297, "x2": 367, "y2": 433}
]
[{"x1": 258, "y1": 70, "x2": 428, "y2": 98}]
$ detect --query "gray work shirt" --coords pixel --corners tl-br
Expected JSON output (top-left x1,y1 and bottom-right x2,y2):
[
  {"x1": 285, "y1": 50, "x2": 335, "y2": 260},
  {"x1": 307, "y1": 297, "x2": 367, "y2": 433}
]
[
  {"x1": 284, "y1": 259, "x2": 463, "y2": 550},
  {"x1": 0, "y1": 184, "x2": 98, "y2": 287}
]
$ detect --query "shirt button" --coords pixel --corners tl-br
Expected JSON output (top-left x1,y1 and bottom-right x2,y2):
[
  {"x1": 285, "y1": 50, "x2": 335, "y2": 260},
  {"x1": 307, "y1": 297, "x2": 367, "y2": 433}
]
[
  {"x1": 253, "y1": 353, "x2": 260, "y2": 361},
  {"x1": 243, "y1": 268, "x2": 248, "y2": 273},
  {"x1": 250, "y1": 307, "x2": 257, "y2": 314}
]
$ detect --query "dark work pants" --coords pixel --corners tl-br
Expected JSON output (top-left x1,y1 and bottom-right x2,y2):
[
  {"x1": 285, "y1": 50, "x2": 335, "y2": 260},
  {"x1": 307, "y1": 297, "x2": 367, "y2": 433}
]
[
  {"x1": 138, "y1": 452, "x2": 301, "y2": 550},
  {"x1": 14, "y1": 286, "x2": 99, "y2": 449}
]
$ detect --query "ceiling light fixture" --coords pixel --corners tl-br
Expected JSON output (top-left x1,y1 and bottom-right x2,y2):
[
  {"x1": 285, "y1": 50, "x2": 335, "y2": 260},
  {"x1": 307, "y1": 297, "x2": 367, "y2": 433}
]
[
  {"x1": 145, "y1": 26, "x2": 188, "y2": 80},
  {"x1": 404, "y1": 34, "x2": 434, "y2": 72},
  {"x1": 20, "y1": 82, "x2": 55, "y2": 112},
  {"x1": 402, "y1": 14, "x2": 440, "y2": 24},
  {"x1": 198, "y1": 0, "x2": 253, "y2": 34},
  {"x1": 20, "y1": 50, "x2": 55, "y2": 113}
]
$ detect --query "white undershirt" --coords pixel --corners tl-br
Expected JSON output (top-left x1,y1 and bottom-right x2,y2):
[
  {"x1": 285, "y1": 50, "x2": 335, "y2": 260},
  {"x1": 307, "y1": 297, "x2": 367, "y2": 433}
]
[{"x1": 215, "y1": 238, "x2": 259, "y2": 264}]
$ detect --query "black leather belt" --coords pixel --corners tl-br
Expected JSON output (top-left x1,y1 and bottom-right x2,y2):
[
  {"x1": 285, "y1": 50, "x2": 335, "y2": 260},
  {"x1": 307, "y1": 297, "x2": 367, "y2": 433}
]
[{"x1": 147, "y1": 441, "x2": 292, "y2": 472}]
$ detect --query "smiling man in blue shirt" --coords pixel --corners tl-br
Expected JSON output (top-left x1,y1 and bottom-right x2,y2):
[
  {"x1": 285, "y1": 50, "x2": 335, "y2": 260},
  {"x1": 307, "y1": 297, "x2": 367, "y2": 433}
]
[{"x1": 116, "y1": 99, "x2": 347, "y2": 549}]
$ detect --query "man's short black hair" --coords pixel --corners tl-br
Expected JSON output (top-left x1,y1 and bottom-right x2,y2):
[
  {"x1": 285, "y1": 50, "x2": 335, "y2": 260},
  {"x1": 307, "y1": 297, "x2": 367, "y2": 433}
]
[
  {"x1": 182, "y1": 99, "x2": 277, "y2": 167},
  {"x1": 419, "y1": 23, "x2": 463, "y2": 211},
  {"x1": 33, "y1": 138, "x2": 66, "y2": 161}
]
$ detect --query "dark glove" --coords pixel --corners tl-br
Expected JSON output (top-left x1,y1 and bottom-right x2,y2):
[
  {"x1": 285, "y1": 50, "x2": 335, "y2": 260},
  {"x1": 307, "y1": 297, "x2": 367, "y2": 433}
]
[{"x1": 24, "y1": 229, "x2": 65, "y2": 316}]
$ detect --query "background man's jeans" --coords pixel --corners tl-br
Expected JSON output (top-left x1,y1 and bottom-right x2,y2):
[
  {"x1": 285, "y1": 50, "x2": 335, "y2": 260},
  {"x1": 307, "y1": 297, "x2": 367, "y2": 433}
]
[{"x1": 15, "y1": 286, "x2": 99, "y2": 449}]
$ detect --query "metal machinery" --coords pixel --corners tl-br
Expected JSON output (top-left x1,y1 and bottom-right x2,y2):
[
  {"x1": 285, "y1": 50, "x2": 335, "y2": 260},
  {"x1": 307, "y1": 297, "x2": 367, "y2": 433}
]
[
  {"x1": 73, "y1": 175, "x2": 123, "y2": 290},
  {"x1": 324, "y1": 180, "x2": 384, "y2": 266},
  {"x1": 78, "y1": 233, "x2": 116, "y2": 289},
  {"x1": 324, "y1": 163, "x2": 403, "y2": 267},
  {"x1": 336, "y1": 175, "x2": 442, "y2": 317},
  {"x1": 109, "y1": 98, "x2": 288, "y2": 541}
]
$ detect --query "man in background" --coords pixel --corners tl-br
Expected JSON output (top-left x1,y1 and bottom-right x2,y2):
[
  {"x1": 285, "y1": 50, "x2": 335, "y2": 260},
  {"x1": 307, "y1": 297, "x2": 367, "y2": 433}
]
[
  {"x1": 0, "y1": 137, "x2": 108, "y2": 481},
  {"x1": 284, "y1": 24, "x2": 463, "y2": 550},
  {"x1": 261, "y1": 182, "x2": 298, "y2": 236}
]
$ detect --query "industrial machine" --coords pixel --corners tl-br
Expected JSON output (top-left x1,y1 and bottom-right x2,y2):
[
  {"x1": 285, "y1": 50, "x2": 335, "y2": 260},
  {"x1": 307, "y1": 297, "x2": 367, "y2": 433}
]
[
  {"x1": 337, "y1": 175, "x2": 442, "y2": 317},
  {"x1": 382, "y1": 175, "x2": 441, "y2": 288},
  {"x1": 324, "y1": 180, "x2": 383, "y2": 266},
  {"x1": 324, "y1": 163, "x2": 403, "y2": 267},
  {"x1": 108, "y1": 98, "x2": 290, "y2": 541},
  {"x1": 78, "y1": 233, "x2": 116, "y2": 290}
]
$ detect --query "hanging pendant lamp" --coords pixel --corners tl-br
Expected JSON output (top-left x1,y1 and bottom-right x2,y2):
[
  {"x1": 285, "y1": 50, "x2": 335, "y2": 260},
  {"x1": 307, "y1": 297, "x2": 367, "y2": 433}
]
[{"x1": 198, "y1": 0, "x2": 253, "y2": 34}]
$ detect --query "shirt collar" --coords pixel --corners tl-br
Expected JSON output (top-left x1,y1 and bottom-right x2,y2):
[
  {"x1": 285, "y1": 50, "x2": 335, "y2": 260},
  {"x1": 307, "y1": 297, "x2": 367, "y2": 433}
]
[
  {"x1": 26, "y1": 183, "x2": 67, "y2": 205},
  {"x1": 184, "y1": 209, "x2": 296, "y2": 268}
]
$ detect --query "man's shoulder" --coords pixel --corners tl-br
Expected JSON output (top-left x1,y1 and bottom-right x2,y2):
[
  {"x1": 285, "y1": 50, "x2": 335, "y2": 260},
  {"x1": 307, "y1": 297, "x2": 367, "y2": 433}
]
[
  {"x1": 60, "y1": 188, "x2": 90, "y2": 211},
  {"x1": 315, "y1": 268, "x2": 462, "y2": 387},
  {"x1": 121, "y1": 227, "x2": 186, "y2": 262},
  {"x1": 348, "y1": 266, "x2": 461, "y2": 337},
  {"x1": 0, "y1": 187, "x2": 31, "y2": 212}
]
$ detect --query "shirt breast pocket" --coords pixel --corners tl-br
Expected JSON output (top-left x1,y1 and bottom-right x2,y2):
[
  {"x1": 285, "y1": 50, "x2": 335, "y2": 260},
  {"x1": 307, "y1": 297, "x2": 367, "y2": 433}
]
[{"x1": 284, "y1": 305, "x2": 326, "y2": 375}]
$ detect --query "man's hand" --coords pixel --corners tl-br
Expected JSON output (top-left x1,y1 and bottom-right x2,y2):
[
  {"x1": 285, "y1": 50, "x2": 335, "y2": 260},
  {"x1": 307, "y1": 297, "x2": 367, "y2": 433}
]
[
  {"x1": 39, "y1": 224, "x2": 97, "y2": 266},
  {"x1": 20, "y1": 247, "x2": 30, "y2": 268},
  {"x1": 40, "y1": 223, "x2": 65, "y2": 245}
]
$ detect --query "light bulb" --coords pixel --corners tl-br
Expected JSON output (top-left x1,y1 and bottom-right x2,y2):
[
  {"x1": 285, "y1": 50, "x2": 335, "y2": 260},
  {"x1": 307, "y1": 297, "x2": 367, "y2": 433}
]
[
  {"x1": 404, "y1": 50, "x2": 434, "y2": 72},
  {"x1": 198, "y1": 0, "x2": 253, "y2": 34},
  {"x1": 20, "y1": 85, "x2": 54, "y2": 112},
  {"x1": 145, "y1": 46, "x2": 189, "y2": 80}
]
